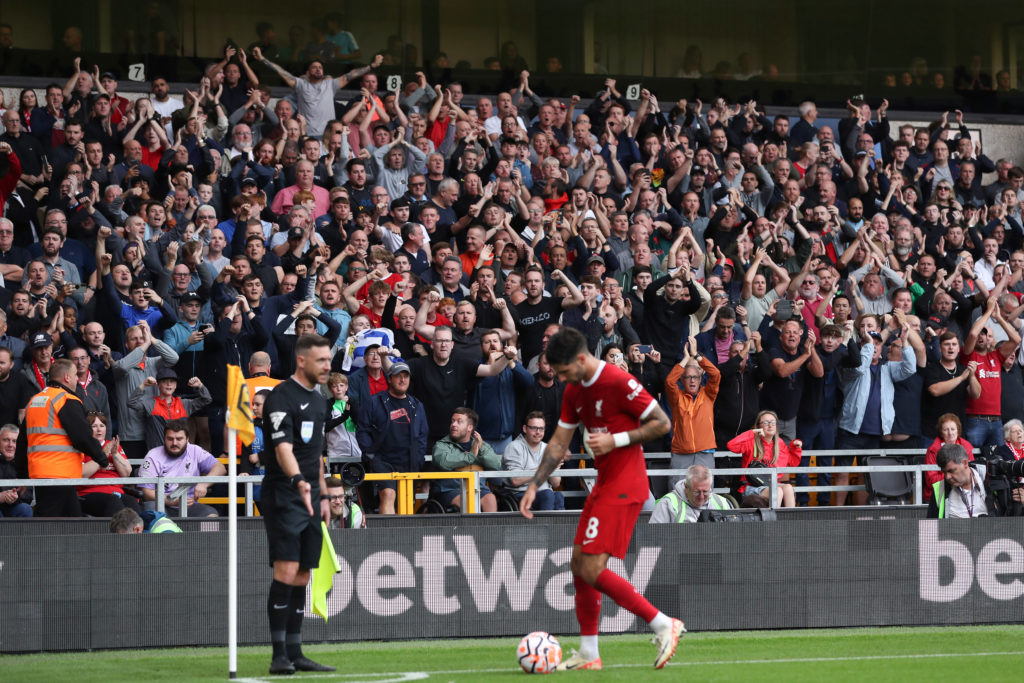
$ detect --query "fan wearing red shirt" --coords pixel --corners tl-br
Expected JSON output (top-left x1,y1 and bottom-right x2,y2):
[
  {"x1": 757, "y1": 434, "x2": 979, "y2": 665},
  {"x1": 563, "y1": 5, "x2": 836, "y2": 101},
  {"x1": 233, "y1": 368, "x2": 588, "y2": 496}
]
[
  {"x1": 961, "y1": 299, "x2": 1022, "y2": 448},
  {"x1": 519, "y1": 327, "x2": 684, "y2": 671}
]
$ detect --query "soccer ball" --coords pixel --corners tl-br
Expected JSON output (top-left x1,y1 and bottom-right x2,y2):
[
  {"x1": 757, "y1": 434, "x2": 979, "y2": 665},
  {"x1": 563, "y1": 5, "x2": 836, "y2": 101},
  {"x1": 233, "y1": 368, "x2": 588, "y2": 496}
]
[{"x1": 517, "y1": 631, "x2": 561, "y2": 674}]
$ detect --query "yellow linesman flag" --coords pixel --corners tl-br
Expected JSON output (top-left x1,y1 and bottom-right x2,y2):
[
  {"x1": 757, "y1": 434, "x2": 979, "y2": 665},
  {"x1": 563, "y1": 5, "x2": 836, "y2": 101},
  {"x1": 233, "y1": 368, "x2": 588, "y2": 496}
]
[
  {"x1": 226, "y1": 364, "x2": 255, "y2": 446},
  {"x1": 311, "y1": 522, "x2": 342, "y2": 621}
]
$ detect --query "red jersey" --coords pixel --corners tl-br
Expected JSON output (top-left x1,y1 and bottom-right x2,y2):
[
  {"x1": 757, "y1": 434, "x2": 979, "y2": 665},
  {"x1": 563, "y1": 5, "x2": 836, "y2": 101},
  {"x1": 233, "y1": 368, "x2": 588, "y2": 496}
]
[
  {"x1": 558, "y1": 361, "x2": 657, "y2": 504},
  {"x1": 78, "y1": 441, "x2": 126, "y2": 496},
  {"x1": 962, "y1": 348, "x2": 1005, "y2": 416}
]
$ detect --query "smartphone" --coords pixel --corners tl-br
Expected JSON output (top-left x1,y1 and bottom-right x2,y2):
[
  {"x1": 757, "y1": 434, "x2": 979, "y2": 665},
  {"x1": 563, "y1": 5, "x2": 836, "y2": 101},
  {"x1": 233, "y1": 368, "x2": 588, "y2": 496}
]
[
  {"x1": 200, "y1": 324, "x2": 215, "y2": 335},
  {"x1": 637, "y1": 344, "x2": 653, "y2": 354},
  {"x1": 777, "y1": 299, "x2": 794, "y2": 320}
]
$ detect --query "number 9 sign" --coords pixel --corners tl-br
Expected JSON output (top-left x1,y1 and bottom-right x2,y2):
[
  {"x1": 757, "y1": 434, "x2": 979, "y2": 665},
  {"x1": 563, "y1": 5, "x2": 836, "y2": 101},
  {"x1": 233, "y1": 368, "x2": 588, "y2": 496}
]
[{"x1": 626, "y1": 84, "x2": 642, "y2": 101}]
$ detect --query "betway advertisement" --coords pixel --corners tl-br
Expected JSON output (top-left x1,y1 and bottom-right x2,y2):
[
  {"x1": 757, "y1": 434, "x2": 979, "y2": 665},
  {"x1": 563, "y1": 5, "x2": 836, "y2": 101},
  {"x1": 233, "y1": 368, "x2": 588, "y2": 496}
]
[{"x1": 0, "y1": 519, "x2": 1022, "y2": 651}]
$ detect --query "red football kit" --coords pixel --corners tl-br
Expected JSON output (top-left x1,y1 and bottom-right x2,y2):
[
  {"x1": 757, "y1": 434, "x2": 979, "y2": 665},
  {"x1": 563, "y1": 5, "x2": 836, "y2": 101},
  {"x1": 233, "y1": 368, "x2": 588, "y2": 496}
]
[{"x1": 558, "y1": 361, "x2": 657, "y2": 557}]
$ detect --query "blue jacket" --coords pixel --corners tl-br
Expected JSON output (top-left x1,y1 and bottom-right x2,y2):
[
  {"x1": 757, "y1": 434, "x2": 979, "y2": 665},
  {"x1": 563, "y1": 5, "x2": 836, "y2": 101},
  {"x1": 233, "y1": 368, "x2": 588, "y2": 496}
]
[
  {"x1": 472, "y1": 361, "x2": 535, "y2": 441},
  {"x1": 356, "y1": 390, "x2": 428, "y2": 472},
  {"x1": 838, "y1": 342, "x2": 917, "y2": 435},
  {"x1": 694, "y1": 325, "x2": 747, "y2": 361}
]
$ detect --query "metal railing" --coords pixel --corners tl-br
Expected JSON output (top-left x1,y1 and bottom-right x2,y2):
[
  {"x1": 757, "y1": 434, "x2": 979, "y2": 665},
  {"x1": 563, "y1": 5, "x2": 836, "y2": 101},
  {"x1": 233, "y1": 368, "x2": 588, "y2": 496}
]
[{"x1": 1, "y1": 451, "x2": 939, "y2": 516}]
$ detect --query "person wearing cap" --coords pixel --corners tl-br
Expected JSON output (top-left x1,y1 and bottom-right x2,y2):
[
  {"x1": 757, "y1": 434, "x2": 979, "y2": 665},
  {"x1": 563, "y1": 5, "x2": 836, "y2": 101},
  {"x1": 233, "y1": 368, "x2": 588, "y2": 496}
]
[
  {"x1": 355, "y1": 361, "x2": 427, "y2": 515},
  {"x1": 163, "y1": 291, "x2": 211, "y2": 380},
  {"x1": 111, "y1": 276, "x2": 178, "y2": 337},
  {"x1": 82, "y1": 92, "x2": 122, "y2": 160},
  {"x1": 25, "y1": 358, "x2": 115, "y2": 517},
  {"x1": 129, "y1": 367, "x2": 211, "y2": 451},
  {"x1": 372, "y1": 197, "x2": 413, "y2": 253},
  {"x1": 96, "y1": 70, "x2": 131, "y2": 124},
  {"x1": 315, "y1": 191, "x2": 355, "y2": 257},
  {"x1": 20, "y1": 331, "x2": 55, "y2": 393}
]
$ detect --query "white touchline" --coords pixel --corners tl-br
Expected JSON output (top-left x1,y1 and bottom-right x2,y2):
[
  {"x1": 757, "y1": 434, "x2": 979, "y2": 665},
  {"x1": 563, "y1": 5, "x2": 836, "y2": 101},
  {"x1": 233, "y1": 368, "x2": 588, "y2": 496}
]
[{"x1": 234, "y1": 651, "x2": 1024, "y2": 681}]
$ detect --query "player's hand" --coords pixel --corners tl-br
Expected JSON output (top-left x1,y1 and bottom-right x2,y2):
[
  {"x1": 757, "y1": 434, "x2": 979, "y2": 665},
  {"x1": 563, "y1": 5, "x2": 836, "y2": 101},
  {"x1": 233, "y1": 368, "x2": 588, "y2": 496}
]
[
  {"x1": 585, "y1": 431, "x2": 616, "y2": 457},
  {"x1": 297, "y1": 479, "x2": 314, "y2": 516},
  {"x1": 518, "y1": 483, "x2": 537, "y2": 520}
]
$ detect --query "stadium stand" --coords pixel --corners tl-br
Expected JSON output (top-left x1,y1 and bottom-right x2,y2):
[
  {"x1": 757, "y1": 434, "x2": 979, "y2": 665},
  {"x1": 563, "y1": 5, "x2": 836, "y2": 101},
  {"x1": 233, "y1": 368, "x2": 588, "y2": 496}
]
[{"x1": 2, "y1": 9, "x2": 1024, "y2": 523}]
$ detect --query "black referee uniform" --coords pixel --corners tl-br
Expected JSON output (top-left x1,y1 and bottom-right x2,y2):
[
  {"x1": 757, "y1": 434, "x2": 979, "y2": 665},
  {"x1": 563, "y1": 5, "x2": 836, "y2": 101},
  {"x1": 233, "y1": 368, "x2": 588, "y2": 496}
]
[
  {"x1": 261, "y1": 374, "x2": 332, "y2": 674},
  {"x1": 262, "y1": 376, "x2": 329, "y2": 566}
]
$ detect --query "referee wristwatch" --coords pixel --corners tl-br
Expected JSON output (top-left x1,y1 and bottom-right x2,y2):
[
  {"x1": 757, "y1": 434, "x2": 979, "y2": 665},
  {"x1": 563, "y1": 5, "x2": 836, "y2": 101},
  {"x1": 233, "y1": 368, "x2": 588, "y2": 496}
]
[{"x1": 289, "y1": 473, "x2": 306, "y2": 488}]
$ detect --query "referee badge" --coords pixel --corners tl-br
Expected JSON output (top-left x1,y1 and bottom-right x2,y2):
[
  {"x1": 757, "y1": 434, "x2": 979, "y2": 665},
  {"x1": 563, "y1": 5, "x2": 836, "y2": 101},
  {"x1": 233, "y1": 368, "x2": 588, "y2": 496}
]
[{"x1": 300, "y1": 421, "x2": 314, "y2": 443}]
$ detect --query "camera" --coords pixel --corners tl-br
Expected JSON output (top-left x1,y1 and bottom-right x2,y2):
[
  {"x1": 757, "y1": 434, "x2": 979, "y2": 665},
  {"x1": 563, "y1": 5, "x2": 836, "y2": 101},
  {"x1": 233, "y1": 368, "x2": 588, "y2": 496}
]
[
  {"x1": 985, "y1": 457, "x2": 1024, "y2": 479},
  {"x1": 339, "y1": 462, "x2": 365, "y2": 487}
]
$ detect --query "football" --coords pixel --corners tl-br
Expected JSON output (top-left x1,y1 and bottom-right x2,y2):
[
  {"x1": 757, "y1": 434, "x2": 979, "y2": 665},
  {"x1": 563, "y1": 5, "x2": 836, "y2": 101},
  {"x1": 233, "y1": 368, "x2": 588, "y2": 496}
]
[{"x1": 517, "y1": 631, "x2": 562, "y2": 674}]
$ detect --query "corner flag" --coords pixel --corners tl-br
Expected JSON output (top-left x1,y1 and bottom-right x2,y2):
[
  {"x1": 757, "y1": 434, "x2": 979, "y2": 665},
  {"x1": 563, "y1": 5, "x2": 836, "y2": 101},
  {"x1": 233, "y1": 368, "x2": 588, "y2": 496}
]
[
  {"x1": 226, "y1": 365, "x2": 255, "y2": 446},
  {"x1": 311, "y1": 522, "x2": 342, "y2": 620}
]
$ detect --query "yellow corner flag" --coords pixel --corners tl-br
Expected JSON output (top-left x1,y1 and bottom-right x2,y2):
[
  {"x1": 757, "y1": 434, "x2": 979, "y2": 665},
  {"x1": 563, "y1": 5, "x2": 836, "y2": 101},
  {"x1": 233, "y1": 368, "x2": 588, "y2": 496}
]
[
  {"x1": 311, "y1": 522, "x2": 342, "y2": 621},
  {"x1": 226, "y1": 365, "x2": 255, "y2": 446}
]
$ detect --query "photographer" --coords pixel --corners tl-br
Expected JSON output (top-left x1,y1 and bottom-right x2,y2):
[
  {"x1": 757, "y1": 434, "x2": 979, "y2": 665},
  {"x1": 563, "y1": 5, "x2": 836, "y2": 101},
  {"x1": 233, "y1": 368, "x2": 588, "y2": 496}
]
[{"x1": 928, "y1": 443, "x2": 999, "y2": 518}]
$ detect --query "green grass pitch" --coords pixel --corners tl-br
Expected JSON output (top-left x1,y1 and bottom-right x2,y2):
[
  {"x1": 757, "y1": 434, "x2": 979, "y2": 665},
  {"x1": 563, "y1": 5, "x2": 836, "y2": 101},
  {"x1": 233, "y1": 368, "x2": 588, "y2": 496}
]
[{"x1": 2, "y1": 625, "x2": 1022, "y2": 681}]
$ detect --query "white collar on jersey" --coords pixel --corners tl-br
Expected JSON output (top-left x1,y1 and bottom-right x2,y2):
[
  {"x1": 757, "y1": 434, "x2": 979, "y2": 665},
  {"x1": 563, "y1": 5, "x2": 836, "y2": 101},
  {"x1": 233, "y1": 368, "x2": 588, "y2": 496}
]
[{"x1": 582, "y1": 360, "x2": 606, "y2": 388}]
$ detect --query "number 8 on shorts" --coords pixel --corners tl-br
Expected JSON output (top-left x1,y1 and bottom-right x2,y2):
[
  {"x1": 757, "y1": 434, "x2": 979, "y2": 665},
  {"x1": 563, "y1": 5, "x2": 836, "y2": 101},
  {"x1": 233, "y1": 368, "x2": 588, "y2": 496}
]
[{"x1": 585, "y1": 516, "x2": 599, "y2": 539}]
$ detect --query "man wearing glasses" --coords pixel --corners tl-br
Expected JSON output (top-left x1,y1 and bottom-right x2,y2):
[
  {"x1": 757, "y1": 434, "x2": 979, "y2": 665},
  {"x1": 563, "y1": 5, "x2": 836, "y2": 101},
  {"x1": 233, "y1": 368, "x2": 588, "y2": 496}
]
[
  {"x1": 385, "y1": 325, "x2": 516, "y2": 453},
  {"x1": 503, "y1": 412, "x2": 565, "y2": 511},
  {"x1": 650, "y1": 465, "x2": 732, "y2": 523}
]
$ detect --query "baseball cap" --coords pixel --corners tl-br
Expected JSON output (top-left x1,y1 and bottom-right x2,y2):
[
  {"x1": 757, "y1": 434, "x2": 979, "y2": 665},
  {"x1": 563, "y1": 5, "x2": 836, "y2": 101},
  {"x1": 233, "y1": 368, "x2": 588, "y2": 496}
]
[
  {"x1": 156, "y1": 367, "x2": 178, "y2": 381},
  {"x1": 30, "y1": 332, "x2": 52, "y2": 349},
  {"x1": 723, "y1": 258, "x2": 735, "y2": 270},
  {"x1": 240, "y1": 177, "x2": 258, "y2": 188},
  {"x1": 180, "y1": 291, "x2": 202, "y2": 305},
  {"x1": 926, "y1": 314, "x2": 949, "y2": 329},
  {"x1": 100, "y1": 71, "x2": 118, "y2": 81},
  {"x1": 587, "y1": 254, "x2": 605, "y2": 266},
  {"x1": 387, "y1": 362, "x2": 411, "y2": 377},
  {"x1": 130, "y1": 278, "x2": 152, "y2": 290}
]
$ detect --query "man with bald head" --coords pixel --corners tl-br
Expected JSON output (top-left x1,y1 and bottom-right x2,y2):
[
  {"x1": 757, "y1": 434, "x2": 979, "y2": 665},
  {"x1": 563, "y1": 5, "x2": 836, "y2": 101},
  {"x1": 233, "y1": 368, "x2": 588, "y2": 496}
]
[{"x1": 270, "y1": 159, "x2": 330, "y2": 216}]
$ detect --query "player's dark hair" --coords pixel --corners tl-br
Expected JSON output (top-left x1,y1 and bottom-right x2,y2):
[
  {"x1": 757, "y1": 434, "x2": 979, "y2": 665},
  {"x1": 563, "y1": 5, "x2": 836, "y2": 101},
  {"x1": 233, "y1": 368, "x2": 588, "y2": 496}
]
[
  {"x1": 545, "y1": 326, "x2": 587, "y2": 366},
  {"x1": 296, "y1": 333, "x2": 330, "y2": 357}
]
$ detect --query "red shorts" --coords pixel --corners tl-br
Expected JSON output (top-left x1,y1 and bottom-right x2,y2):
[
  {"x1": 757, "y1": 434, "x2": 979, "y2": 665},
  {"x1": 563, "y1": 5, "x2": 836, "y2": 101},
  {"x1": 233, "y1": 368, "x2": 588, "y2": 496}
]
[{"x1": 573, "y1": 497, "x2": 642, "y2": 559}]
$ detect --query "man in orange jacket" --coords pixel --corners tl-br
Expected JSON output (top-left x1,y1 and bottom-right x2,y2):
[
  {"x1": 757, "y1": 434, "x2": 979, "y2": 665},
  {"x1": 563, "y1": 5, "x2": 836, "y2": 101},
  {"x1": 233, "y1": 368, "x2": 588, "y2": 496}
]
[
  {"x1": 664, "y1": 338, "x2": 721, "y2": 488},
  {"x1": 25, "y1": 358, "x2": 115, "y2": 517}
]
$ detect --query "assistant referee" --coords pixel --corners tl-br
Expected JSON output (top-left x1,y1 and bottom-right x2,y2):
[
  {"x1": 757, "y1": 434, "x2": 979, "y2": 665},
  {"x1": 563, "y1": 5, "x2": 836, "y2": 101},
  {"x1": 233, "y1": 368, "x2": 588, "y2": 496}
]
[{"x1": 261, "y1": 333, "x2": 334, "y2": 675}]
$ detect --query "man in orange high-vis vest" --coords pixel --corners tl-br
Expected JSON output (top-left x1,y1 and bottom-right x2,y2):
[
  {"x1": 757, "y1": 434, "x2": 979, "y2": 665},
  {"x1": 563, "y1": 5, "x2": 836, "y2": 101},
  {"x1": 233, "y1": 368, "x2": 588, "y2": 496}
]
[
  {"x1": 246, "y1": 351, "x2": 281, "y2": 400},
  {"x1": 26, "y1": 358, "x2": 115, "y2": 517}
]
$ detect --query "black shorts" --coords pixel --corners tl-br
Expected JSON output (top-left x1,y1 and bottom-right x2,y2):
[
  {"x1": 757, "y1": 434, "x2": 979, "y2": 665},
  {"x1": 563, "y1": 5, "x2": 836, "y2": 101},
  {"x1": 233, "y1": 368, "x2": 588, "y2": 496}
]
[
  {"x1": 261, "y1": 483, "x2": 322, "y2": 568},
  {"x1": 368, "y1": 457, "x2": 402, "y2": 491}
]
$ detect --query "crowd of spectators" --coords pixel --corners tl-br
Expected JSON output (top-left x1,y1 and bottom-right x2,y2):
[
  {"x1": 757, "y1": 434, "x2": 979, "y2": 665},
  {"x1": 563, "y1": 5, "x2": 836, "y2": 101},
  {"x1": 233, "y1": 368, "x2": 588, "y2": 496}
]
[{"x1": 2, "y1": 35, "x2": 1024, "y2": 519}]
